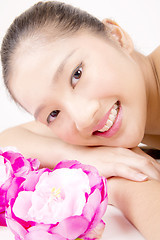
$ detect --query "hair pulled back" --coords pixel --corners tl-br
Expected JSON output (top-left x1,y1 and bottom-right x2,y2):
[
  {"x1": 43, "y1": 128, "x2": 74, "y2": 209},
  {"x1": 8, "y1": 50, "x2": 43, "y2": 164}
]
[{"x1": 1, "y1": 1, "x2": 107, "y2": 88}]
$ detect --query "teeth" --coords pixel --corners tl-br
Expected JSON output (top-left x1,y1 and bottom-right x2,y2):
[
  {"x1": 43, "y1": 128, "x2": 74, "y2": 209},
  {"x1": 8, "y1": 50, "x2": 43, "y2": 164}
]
[
  {"x1": 113, "y1": 103, "x2": 118, "y2": 110},
  {"x1": 99, "y1": 102, "x2": 119, "y2": 133},
  {"x1": 109, "y1": 113, "x2": 116, "y2": 122},
  {"x1": 99, "y1": 125, "x2": 110, "y2": 132},
  {"x1": 111, "y1": 108, "x2": 118, "y2": 115},
  {"x1": 106, "y1": 119, "x2": 113, "y2": 128}
]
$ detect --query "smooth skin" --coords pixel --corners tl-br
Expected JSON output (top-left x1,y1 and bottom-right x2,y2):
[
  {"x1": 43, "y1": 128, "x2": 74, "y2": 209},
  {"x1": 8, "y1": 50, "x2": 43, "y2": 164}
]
[
  {"x1": 0, "y1": 18, "x2": 160, "y2": 239},
  {"x1": 108, "y1": 177, "x2": 160, "y2": 240}
]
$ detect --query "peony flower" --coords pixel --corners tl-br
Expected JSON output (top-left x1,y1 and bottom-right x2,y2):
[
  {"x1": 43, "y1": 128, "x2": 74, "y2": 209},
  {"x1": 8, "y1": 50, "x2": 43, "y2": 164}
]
[
  {"x1": 6, "y1": 160, "x2": 108, "y2": 240},
  {"x1": 0, "y1": 147, "x2": 39, "y2": 226}
]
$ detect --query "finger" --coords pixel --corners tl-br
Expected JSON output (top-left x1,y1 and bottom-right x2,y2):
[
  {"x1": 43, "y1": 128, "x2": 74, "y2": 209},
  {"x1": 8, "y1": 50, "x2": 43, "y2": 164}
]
[
  {"x1": 113, "y1": 154, "x2": 160, "y2": 180},
  {"x1": 135, "y1": 158, "x2": 160, "y2": 181},
  {"x1": 104, "y1": 162, "x2": 148, "y2": 181},
  {"x1": 128, "y1": 148, "x2": 160, "y2": 180},
  {"x1": 153, "y1": 161, "x2": 160, "y2": 172}
]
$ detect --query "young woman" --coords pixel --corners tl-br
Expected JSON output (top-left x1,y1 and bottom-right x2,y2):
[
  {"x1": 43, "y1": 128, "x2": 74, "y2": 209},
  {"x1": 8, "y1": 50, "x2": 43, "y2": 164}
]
[
  {"x1": 0, "y1": 2, "x2": 160, "y2": 238},
  {"x1": 0, "y1": 1, "x2": 160, "y2": 179}
]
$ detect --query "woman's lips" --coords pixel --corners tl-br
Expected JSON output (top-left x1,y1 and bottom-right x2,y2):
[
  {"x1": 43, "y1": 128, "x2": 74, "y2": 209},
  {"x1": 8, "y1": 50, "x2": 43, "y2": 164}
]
[
  {"x1": 93, "y1": 101, "x2": 122, "y2": 138},
  {"x1": 92, "y1": 104, "x2": 115, "y2": 132}
]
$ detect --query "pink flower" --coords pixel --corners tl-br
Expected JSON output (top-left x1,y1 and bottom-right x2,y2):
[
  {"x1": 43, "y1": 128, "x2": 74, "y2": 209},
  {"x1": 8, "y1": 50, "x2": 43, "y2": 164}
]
[
  {"x1": 0, "y1": 148, "x2": 39, "y2": 226},
  {"x1": 6, "y1": 160, "x2": 108, "y2": 240}
]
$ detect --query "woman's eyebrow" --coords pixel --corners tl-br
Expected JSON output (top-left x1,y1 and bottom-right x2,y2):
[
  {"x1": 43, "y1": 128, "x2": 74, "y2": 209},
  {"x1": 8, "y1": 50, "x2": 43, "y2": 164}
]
[
  {"x1": 53, "y1": 48, "x2": 78, "y2": 83},
  {"x1": 34, "y1": 49, "x2": 78, "y2": 119}
]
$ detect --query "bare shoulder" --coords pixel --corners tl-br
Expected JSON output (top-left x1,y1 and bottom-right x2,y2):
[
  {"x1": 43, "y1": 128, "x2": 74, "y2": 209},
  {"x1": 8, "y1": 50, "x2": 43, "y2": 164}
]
[
  {"x1": 151, "y1": 45, "x2": 160, "y2": 61},
  {"x1": 150, "y1": 45, "x2": 160, "y2": 78},
  {"x1": 142, "y1": 134, "x2": 160, "y2": 150}
]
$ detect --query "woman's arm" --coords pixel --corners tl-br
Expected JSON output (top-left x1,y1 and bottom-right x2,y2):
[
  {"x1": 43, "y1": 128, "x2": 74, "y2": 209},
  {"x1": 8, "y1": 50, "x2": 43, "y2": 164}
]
[
  {"x1": 0, "y1": 121, "x2": 160, "y2": 181},
  {"x1": 108, "y1": 178, "x2": 160, "y2": 240}
]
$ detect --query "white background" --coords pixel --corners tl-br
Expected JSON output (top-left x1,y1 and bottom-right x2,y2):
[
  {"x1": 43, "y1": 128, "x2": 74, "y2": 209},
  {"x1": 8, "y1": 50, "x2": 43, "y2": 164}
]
[{"x1": 0, "y1": 0, "x2": 160, "y2": 132}]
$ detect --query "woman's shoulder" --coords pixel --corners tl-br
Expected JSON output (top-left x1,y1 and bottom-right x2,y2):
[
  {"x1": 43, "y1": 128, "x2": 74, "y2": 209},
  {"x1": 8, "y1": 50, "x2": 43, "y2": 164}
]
[
  {"x1": 150, "y1": 45, "x2": 160, "y2": 66},
  {"x1": 149, "y1": 45, "x2": 160, "y2": 85},
  {"x1": 142, "y1": 134, "x2": 160, "y2": 150}
]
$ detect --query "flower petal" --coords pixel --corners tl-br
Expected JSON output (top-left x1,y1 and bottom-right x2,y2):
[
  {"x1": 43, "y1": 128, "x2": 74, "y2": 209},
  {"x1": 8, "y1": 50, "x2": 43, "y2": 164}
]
[
  {"x1": 87, "y1": 199, "x2": 108, "y2": 231},
  {"x1": 82, "y1": 220, "x2": 105, "y2": 240},
  {"x1": 83, "y1": 188, "x2": 101, "y2": 221},
  {"x1": 6, "y1": 177, "x2": 25, "y2": 203},
  {"x1": 28, "y1": 224, "x2": 51, "y2": 232},
  {"x1": 12, "y1": 191, "x2": 33, "y2": 220},
  {"x1": 25, "y1": 230, "x2": 65, "y2": 240},
  {"x1": 54, "y1": 160, "x2": 98, "y2": 174},
  {"x1": 54, "y1": 160, "x2": 79, "y2": 170},
  {"x1": 0, "y1": 212, "x2": 6, "y2": 226},
  {"x1": 22, "y1": 169, "x2": 49, "y2": 191},
  {"x1": 27, "y1": 158, "x2": 40, "y2": 171},
  {"x1": 52, "y1": 216, "x2": 89, "y2": 239},
  {"x1": 6, "y1": 211, "x2": 27, "y2": 239}
]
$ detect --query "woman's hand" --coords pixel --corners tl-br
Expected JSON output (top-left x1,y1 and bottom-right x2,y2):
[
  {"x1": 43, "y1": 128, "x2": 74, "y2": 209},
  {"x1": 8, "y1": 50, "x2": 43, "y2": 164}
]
[{"x1": 80, "y1": 145, "x2": 160, "y2": 181}]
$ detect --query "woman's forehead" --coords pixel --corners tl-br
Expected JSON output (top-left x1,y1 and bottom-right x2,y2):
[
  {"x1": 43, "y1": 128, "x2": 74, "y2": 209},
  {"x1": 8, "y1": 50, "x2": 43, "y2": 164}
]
[
  {"x1": 10, "y1": 31, "x2": 115, "y2": 109},
  {"x1": 12, "y1": 30, "x2": 106, "y2": 71}
]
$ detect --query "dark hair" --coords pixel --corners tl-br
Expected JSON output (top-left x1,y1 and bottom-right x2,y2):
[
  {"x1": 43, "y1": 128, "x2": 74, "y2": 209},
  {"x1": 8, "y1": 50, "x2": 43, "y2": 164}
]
[{"x1": 1, "y1": 1, "x2": 108, "y2": 95}]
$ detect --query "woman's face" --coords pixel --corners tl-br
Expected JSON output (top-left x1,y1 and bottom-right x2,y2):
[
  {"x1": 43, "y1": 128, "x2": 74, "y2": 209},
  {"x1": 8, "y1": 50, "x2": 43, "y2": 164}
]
[{"x1": 10, "y1": 31, "x2": 147, "y2": 147}]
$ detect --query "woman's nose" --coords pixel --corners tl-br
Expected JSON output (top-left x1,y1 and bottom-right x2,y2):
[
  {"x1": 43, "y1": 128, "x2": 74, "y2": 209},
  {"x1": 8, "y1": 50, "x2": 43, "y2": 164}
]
[{"x1": 65, "y1": 97, "x2": 100, "y2": 132}]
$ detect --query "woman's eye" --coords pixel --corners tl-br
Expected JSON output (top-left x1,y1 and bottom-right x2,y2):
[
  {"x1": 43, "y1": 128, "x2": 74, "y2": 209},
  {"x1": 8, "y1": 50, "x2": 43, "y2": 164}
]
[
  {"x1": 47, "y1": 110, "x2": 60, "y2": 124},
  {"x1": 71, "y1": 64, "x2": 83, "y2": 87}
]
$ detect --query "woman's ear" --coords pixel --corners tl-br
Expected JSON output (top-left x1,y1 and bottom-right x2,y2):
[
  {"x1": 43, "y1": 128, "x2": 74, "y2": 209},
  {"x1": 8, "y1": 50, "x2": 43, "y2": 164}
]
[{"x1": 102, "y1": 19, "x2": 134, "y2": 53}]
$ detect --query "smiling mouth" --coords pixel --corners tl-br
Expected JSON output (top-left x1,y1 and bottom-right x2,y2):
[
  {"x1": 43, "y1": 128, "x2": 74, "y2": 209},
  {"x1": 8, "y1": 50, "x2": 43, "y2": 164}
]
[
  {"x1": 93, "y1": 101, "x2": 120, "y2": 137},
  {"x1": 98, "y1": 101, "x2": 120, "y2": 132}
]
